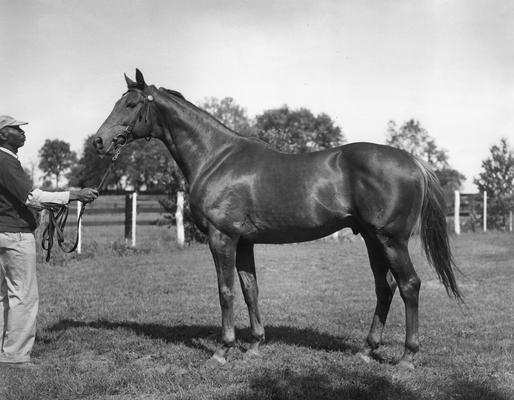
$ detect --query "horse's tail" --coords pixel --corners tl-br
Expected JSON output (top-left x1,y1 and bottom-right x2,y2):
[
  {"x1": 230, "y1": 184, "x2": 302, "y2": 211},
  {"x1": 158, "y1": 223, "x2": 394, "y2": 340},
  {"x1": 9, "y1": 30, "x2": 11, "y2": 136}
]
[{"x1": 413, "y1": 158, "x2": 463, "y2": 301}]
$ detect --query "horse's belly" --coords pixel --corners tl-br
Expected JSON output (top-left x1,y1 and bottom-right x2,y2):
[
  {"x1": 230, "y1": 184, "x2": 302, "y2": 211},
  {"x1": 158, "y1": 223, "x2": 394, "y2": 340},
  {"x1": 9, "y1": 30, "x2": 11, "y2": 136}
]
[{"x1": 240, "y1": 214, "x2": 353, "y2": 244}]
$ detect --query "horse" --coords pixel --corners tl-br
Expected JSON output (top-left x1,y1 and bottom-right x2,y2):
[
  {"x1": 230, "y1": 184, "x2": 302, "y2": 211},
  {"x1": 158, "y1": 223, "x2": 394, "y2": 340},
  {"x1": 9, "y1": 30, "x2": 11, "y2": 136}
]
[{"x1": 93, "y1": 69, "x2": 461, "y2": 369}]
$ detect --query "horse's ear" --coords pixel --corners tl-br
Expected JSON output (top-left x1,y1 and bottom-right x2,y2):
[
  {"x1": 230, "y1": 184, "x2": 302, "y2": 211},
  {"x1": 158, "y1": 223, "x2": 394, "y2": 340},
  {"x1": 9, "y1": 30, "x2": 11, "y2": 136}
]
[
  {"x1": 125, "y1": 73, "x2": 136, "y2": 88},
  {"x1": 135, "y1": 68, "x2": 147, "y2": 89}
]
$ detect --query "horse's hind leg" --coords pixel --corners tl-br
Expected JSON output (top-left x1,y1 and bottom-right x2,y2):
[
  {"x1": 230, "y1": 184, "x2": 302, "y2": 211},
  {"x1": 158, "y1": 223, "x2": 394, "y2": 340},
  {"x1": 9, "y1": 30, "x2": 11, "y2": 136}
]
[
  {"x1": 378, "y1": 233, "x2": 421, "y2": 369},
  {"x1": 235, "y1": 241, "x2": 265, "y2": 356},
  {"x1": 359, "y1": 232, "x2": 398, "y2": 361}
]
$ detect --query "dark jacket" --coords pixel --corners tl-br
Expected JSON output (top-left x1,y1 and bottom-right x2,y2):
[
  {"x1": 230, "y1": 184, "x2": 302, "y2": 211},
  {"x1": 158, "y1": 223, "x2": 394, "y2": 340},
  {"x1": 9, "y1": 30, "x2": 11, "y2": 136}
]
[{"x1": 0, "y1": 150, "x2": 37, "y2": 232}]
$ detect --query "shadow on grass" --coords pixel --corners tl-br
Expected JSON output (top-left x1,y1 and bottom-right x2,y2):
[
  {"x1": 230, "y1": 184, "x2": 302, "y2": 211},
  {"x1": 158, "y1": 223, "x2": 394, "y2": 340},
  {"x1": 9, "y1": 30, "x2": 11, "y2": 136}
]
[
  {"x1": 43, "y1": 319, "x2": 359, "y2": 353},
  {"x1": 219, "y1": 369, "x2": 512, "y2": 400},
  {"x1": 241, "y1": 369, "x2": 419, "y2": 400}
]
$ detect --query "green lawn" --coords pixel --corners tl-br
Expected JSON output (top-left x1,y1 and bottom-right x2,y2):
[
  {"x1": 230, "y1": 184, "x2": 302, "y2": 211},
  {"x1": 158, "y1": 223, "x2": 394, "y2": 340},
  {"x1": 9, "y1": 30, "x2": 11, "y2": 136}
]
[{"x1": 0, "y1": 229, "x2": 512, "y2": 400}]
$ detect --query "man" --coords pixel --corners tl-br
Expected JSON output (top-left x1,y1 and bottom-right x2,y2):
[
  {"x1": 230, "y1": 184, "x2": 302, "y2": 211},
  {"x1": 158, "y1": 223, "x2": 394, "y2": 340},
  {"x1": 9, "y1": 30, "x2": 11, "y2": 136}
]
[{"x1": 0, "y1": 115, "x2": 98, "y2": 369}]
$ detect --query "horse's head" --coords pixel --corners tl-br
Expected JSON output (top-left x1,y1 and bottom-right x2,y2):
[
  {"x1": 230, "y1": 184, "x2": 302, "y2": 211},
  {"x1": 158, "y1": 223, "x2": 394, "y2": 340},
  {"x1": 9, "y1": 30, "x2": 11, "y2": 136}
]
[{"x1": 93, "y1": 69, "x2": 161, "y2": 156}]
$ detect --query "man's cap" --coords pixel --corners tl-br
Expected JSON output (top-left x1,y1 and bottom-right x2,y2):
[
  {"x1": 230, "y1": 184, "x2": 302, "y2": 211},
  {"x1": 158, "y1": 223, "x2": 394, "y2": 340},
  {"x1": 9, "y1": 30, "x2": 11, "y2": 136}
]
[{"x1": 0, "y1": 115, "x2": 28, "y2": 130}]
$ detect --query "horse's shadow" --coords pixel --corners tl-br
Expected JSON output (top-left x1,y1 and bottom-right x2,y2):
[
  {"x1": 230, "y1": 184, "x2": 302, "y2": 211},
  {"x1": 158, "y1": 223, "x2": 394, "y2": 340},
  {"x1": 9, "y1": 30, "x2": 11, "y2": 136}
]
[{"x1": 42, "y1": 319, "x2": 360, "y2": 354}]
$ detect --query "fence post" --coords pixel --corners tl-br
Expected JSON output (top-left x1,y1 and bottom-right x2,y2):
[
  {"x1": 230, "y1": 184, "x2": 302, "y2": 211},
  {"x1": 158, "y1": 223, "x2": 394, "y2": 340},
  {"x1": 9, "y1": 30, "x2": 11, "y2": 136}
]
[
  {"x1": 454, "y1": 191, "x2": 460, "y2": 235},
  {"x1": 125, "y1": 192, "x2": 137, "y2": 247},
  {"x1": 176, "y1": 191, "x2": 185, "y2": 248},
  {"x1": 77, "y1": 201, "x2": 83, "y2": 254},
  {"x1": 483, "y1": 191, "x2": 487, "y2": 233},
  {"x1": 509, "y1": 211, "x2": 512, "y2": 233}
]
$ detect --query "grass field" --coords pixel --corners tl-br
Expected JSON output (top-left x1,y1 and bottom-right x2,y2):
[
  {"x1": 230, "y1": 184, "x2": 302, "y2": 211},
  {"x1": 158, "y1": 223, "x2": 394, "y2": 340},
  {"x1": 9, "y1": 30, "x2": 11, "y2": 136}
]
[{"x1": 0, "y1": 226, "x2": 512, "y2": 400}]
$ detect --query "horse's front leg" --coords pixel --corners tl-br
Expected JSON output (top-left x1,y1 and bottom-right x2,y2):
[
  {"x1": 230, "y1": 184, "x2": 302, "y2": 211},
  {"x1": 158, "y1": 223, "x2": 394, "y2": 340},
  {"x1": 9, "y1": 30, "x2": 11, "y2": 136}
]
[{"x1": 207, "y1": 226, "x2": 238, "y2": 366}]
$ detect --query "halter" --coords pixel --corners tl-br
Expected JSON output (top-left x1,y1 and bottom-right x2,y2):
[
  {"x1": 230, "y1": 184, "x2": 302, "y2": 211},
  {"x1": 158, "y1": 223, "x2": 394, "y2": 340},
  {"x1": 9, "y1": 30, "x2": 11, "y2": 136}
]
[
  {"x1": 104, "y1": 93, "x2": 155, "y2": 155},
  {"x1": 41, "y1": 93, "x2": 156, "y2": 262}
]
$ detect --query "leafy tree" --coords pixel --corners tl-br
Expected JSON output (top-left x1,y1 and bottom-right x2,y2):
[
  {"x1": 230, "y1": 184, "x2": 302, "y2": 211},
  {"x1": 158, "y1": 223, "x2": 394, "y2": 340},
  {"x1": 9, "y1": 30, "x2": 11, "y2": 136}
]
[
  {"x1": 38, "y1": 139, "x2": 77, "y2": 189},
  {"x1": 385, "y1": 119, "x2": 465, "y2": 202},
  {"x1": 474, "y1": 138, "x2": 514, "y2": 229},
  {"x1": 254, "y1": 106, "x2": 345, "y2": 153},
  {"x1": 198, "y1": 97, "x2": 255, "y2": 136},
  {"x1": 123, "y1": 139, "x2": 183, "y2": 193},
  {"x1": 386, "y1": 120, "x2": 449, "y2": 169}
]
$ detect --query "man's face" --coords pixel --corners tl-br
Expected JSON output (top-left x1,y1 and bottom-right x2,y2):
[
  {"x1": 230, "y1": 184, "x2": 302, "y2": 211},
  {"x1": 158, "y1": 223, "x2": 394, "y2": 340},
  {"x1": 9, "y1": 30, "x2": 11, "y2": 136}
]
[{"x1": 0, "y1": 125, "x2": 26, "y2": 149}]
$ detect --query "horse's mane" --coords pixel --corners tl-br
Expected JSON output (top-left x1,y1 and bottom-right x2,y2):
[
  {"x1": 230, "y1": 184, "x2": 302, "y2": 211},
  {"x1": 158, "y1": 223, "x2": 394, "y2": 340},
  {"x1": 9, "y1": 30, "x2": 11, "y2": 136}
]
[
  {"x1": 160, "y1": 88, "x2": 186, "y2": 100},
  {"x1": 158, "y1": 87, "x2": 259, "y2": 142}
]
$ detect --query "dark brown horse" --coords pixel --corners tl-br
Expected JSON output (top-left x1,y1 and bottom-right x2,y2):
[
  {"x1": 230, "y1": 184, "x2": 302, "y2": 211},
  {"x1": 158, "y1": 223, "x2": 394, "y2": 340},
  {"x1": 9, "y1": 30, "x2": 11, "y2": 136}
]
[{"x1": 93, "y1": 69, "x2": 461, "y2": 369}]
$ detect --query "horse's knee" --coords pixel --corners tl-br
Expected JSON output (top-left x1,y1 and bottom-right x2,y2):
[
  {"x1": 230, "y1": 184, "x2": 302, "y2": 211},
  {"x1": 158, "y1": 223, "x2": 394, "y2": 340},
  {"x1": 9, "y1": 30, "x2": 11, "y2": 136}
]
[
  {"x1": 399, "y1": 276, "x2": 421, "y2": 302},
  {"x1": 219, "y1": 286, "x2": 235, "y2": 308}
]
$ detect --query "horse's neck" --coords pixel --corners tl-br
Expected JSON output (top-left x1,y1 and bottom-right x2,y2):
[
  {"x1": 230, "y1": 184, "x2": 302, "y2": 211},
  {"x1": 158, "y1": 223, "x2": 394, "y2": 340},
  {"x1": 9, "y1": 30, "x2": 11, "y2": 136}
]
[{"x1": 160, "y1": 105, "x2": 240, "y2": 184}]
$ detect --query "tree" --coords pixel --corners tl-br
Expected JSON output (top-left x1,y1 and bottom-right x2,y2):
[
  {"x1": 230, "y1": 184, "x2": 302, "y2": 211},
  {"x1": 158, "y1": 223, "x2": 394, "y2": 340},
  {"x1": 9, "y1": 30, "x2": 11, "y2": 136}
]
[
  {"x1": 254, "y1": 106, "x2": 345, "y2": 153},
  {"x1": 386, "y1": 120, "x2": 449, "y2": 169},
  {"x1": 474, "y1": 138, "x2": 514, "y2": 229},
  {"x1": 123, "y1": 139, "x2": 183, "y2": 193},
  {"x1": 198, "y1": 97, "x2": 254, "y2": 137},
  {"x1": 38, "y1": 139, "x2": 77, "y2": 189},
  {"x1": 385, "y1": 119, "x2": 465, "y2": 202}
]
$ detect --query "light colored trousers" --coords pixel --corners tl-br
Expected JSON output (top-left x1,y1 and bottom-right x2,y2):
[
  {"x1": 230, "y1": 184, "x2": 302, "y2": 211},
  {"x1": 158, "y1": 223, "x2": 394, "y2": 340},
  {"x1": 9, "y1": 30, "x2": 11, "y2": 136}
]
[{"x1": 0, "y1": 232, "x2": 38, "y2": 363}]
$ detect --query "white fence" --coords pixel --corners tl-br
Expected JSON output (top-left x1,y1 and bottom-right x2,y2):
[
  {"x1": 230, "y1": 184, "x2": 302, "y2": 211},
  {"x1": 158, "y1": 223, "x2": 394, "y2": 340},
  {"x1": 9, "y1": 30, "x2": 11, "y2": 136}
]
[
  {"x1": 74, "y1": 191, "x2": 185, "y2": 254},
  {"x1": 453, "y1": 190, "x2": 513, "y2": 234}
]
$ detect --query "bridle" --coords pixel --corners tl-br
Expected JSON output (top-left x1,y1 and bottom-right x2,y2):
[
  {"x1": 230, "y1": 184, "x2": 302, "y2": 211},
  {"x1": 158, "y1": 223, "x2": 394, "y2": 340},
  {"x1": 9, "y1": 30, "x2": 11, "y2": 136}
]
[{"x1": 41, "y1": 91, "x2": 156, "y2": 262}]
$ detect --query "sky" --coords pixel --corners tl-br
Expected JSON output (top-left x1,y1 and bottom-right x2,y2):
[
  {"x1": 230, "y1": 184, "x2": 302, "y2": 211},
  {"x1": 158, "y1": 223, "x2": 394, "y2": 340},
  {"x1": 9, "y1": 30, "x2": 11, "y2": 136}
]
[{"x1": 1, "y1": 0, "x2": 513, "y2": 192}]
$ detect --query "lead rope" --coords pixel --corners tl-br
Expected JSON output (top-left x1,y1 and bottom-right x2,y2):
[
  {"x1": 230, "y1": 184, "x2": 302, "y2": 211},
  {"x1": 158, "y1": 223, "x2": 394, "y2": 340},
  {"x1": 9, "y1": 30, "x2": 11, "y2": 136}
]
[{"x1": 41, "y1": 145, "x2": 123, "y2": 262}]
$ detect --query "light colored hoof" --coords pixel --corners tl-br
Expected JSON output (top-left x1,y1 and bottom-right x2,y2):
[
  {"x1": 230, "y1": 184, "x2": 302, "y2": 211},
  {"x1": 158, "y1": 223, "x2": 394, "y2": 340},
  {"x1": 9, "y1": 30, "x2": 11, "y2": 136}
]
[
  {"x1": 357, "y1": 352, "x2": 372, "y2": 364},
  {"x1": 203, "y1": 354, "x2": 226, "y2": 369},
  {"x1": 397, "y1": 360, "x2": 415, "y2": 370},
  {"x1": 244, "y1": 348, "x2": 262, "y2": 359}
]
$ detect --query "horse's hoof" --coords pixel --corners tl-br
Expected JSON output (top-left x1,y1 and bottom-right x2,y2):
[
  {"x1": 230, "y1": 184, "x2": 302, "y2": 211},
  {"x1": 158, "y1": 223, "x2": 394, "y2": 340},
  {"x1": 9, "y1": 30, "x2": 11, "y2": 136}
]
[
  {"x1": 203, "y1": 354, "x2": 226, "y2": 369},
  {"x1": 397, "y1": 360, "x2": 415, "y2": 370},
  {"x1": 356, "y1": 351, "x2": 372, "y2": 364},
  {"x1": 244, "y1": 348, "x2": 262, "y2": 359}
]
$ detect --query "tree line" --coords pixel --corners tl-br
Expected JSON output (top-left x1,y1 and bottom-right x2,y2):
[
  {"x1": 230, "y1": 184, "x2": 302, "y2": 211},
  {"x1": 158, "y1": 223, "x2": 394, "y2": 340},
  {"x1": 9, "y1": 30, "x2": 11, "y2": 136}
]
[{"x1": 33, "y1": 97, "x2": 514, "y2": 233}]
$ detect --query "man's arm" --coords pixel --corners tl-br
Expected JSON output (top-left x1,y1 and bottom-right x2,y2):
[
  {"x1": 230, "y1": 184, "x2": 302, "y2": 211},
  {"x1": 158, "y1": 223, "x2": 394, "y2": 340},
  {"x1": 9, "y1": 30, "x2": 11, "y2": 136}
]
[{"x1": 26, "y1": 188, "x2": 99, "y2": 209}]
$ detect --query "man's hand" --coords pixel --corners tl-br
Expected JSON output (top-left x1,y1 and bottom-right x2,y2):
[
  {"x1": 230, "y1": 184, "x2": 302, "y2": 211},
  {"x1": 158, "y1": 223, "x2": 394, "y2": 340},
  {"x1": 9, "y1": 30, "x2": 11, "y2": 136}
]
[{"x1": 70, "y1": 188, "x2": 99, "y2": 203}]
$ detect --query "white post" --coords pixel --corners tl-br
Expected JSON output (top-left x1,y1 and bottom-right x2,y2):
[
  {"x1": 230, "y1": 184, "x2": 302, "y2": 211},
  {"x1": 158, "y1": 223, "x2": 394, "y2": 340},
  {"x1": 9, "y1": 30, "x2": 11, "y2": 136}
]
[
  {"x1": 176, "y1": 191, "x2": 185, "y2": 249},
  {"x1": 454, "y1": 190, "x2": 461, "y2": 235},
  {"x1": 131, "y1": 192, "x2": 137, "y2": 247},
  {"x1": 509, "y1": 211, "x2": 512, "y2": 233},
  {"x1": 483, "y1": 191, "x2": 487, "y2": 233},
  {"x1": 77, "y1": 201, "x2": 82, "y2": 254}
]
